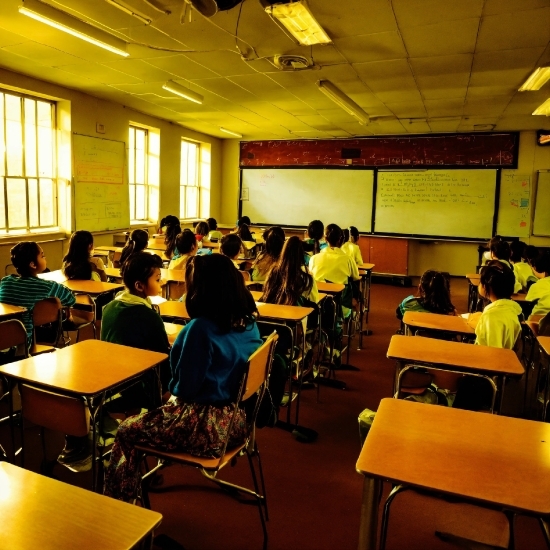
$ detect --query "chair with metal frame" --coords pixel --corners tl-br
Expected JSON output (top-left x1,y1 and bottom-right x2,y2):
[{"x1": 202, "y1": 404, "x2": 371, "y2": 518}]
[
  {"x1": 137, "y1": 331, "x2": 279, "y2": 550},
  {"x1": 166, "y1": 280, "x2": 186, "y2": 301},
  {"x1": 4, "y1": 264, "x2": 17, "y2": 277},
  {"x1": 31, "y1": 297, "x2": 64, "y2": 356},
  {"x1": 67, "y1": 293, "x2": 97, "y2": 342}
]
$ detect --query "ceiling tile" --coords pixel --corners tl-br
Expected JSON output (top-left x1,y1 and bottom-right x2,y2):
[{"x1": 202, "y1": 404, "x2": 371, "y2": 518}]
[
  {"x1": 463, "y1": 96, "x2": 511, "y2": 116},
  {"x1": 0, "y1": 28, "x2": 27, "y2": 48},
  {"x1": 427, "y1": 119, "x2": 461, "y2": 132},
  {"x1": 404, "y1": 120, "x2": 432, "y2": 133},
  {"x1": 384, "y1": 100, "x2": 428, "y2": 118},
  {"x1": 424, "y1": 98, "x2": 466, "y2": 117},
  {"x1": 483, "y1": 0, "x2": 550, "y2": 16},
  {"x1": 181, "y1": 51, "x2": 259, "y2": 77},
  {"x1": 142, "y1": 55, "x2": 219, "y2": 80},
  {"x1": 101, "y1": 59, "x2": 176, "y2": 81},
  {"x1": 393, "y1": 0, "x2": 484, "y2": 27},
  {"x1": 55, "y1": 62, "x2": 142, "y2": 85},
  {"x1": 2, "y1": 42, "x2": 84, "y2": 67},
  {"x1": 333, "y1": 32, "x2": 407, "y2": 64},
  {"x1": 502, "y1": 90, "x2": 550, "y2": 115},
  {"x1": 496, "y1": 115, "x2": 545, "y2": 130}
]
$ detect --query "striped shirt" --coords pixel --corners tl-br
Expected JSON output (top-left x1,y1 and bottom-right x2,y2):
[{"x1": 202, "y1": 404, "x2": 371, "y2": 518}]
[{"x1": 0, "y1": 275, "x2": 76, "y2": 345}]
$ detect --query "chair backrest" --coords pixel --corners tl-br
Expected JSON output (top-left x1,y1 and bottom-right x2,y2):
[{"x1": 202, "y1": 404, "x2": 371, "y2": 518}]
[
  {"x1": 167, "y1": 281, "x2": 186, "y2": 301},
  {"x1": 32, "y1": 297, "x2": 62, "y2": 327},
  {"x1": 240, "y1": 270, "x2": 251, "y2": 282},
  {"x1": 242, "y1": 331, "x2": 278, "y2": 402},
  {"x1": 20, "y1": 384, "x2": 90, "y2": 437},
  {"x1": 5, "y1": 264, "x2": 17, "y2": 276},
  {"x1": 0, "y1": 319, "x2": 28, "y2": 353},
  {"x1": 71, "y1": 293, "x2": 96, "y2": 323}
]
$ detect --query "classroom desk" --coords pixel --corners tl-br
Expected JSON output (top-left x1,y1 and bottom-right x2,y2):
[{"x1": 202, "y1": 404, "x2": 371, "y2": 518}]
[
  {"x1": 158, "y1": 300, "x2": 189, "y2": 322},
  {"x1": 0, "y1": 302, "x2": 26, "y2": 320},
  {"x1": 95, "y1": 246, "x2": 168, "y2": 262},
  {"x1": 164, "y1": 322, "x2": 184, "y2": 345},
  {"x1": 105, "y1": 267, "x2": 186, "y2": 284},
  {"x1": 38, "y1": 271, "x2": 124, "y2": 296},
  {"x1": 0, "y1": 340, "x2": 167, "y2": 489},
  {"x1": 357, "y1": 263, "x2": 375, "y2": 349},
  {"x1": 0, "y1": 461, "x2": 162, "y2": 550},
  {"x1": 402, "y1": 311, "x2": 475, "y2": 338},
  {"x1": 387, "y1": 335, "x2": 524, "y2": 413},
  {"x1": 466, "y1": 273, "x2": 480, "y2": 313},
  {"x1": 356, "y1": 398, "x2": 550, "y2": 550}
]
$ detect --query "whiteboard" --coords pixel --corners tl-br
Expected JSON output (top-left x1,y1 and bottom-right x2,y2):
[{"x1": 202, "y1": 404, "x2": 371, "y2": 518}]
[
  {"x1": 374, "y1": 170, "x2": 497, "y2": 239},
  {"x1": 241, "y1": 169, "x2": 374, "y2": 231},
  {"x1": 497, "y1": 172, "x2": 530, "y2": 237},
  {"x1": 533, "y1": 172, "x2": 550, "y2": 236},
  {"x1": 73, "y1": 134, "x2": 129, "y2": 232}
]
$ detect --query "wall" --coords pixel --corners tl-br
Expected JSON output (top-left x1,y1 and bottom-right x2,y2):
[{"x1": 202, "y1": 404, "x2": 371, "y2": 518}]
[{"x1": 0, "y1": 67, "x2": 223, "y2": 271}]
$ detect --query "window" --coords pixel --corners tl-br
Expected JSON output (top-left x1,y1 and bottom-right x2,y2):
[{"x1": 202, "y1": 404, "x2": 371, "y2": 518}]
[
  {"x1": 180, "y1": 140, "x2": 200, "y2": 219},
  {"x1": 0, "y1": 91, "x2": 56, "y2": 232}
]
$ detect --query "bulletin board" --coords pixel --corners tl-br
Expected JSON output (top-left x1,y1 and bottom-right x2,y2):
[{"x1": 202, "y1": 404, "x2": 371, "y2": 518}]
[
  {"x1": 496, "y1": 172, "x2": 531, "y2": 237},
  {"x1": 73, "y1": 134, "x2": 129, "y2": 232},
  {"x1": 533, "y1": 171, "x2": 550, "y2": 237}
]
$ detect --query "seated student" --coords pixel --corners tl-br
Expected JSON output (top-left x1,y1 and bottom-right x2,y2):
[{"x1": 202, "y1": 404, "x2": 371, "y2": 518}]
[
  {"x1": 194, "y1": 221, "x2": 209, "y2": 249},
  {"x1": 482, "y1": 235, "x2": 502, "y2": 265},
  {"x1": 206, "y1": 217, "x2": 223, "y2": 242},
  {"x1": 341, "y1": 226, "x2": 363, "y2": 265},
  {"x1": 526, "y1": 252, "x2": 550, "y2": 317},
  {"x1": 510, "y1": 240, "x2": 537, "y2": 291},
  {"x1": 251, "y1": 226, "x2": 285, "y2": 282},
  {"x1": 396, "y1": 270, "x2": 456, "y2": 320},
  {"x1": 489, "y1": 239, "x2": 522, "y2": 294},
  {"x1": 103, "y1": 254, "x2": 263, "y2": 501},
  {"x1": 63, "y1": 230, "x2": 107, "y2": 282},
  {"x1": 168, "y1": 229, "x2": 197, "y2": 270},
  {"x1": 0, "y1": 242, "x2": 76, "y2": 348},
  {"x1": 304, "y1": 219, "x2": 327, "y2": 256},
  {"x1": 220, "y1": 233, "x2": 244, "y2": 269},
  {"x1": 101, "y1": 252, "x2": 171, "y2": 410},
  {"x1": 237, "y1": 222, "x2": 255, "y2": 243},
  {"x1": 119, "y1": 229, "x2": 149, "y2": 266},
  {"x1": 454, "y1": 261, "x2": 522, "y2": 411},
  {"x1": 160, "y1": 215, "x2": 181, "y2": 259}
]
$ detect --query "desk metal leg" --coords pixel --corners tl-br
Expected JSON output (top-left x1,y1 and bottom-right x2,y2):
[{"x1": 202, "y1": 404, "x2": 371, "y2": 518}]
[
  {"x1": 358, "y1": 476, "x2": 381, "y2": 550},
  {"x1": 359, "y1": 271, "x2": 373, "y2": 349},
  {"x1": 86, "y1": 392, "x2": 106, "y2": 492}
]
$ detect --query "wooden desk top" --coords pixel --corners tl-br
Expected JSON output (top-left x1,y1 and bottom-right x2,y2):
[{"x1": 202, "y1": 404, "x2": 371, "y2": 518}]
[
  {"x1": 387, "y1": 335, "x2": 524, "y2": 376},
  {"x1": 250, "y1": 291, "x2": 326, "y2": 303},
  {"x1": 38, "y1": 272, "x2": 124, "y2": 295},
  {"x1": 357, "y1": 398, "x2": 550, "y2": 515},
  {"x1": 0, "y1": 302, "x2": 26, "y2": 319},
  {"x1": 538, "y1": 336, "x2": 550, "y2": 356},
  {"x1": 95, "y1": 245, "x2": 168, "y2": 261},
  {"x1": 94, "y1": 245, "x2": 122, "y2": 253},
  {"x1": 403, "y1": 311, "x2": 475, "y2": 336},
  {"x1": 317, "y1": 282, "x2": 345, "y2": 293},
  {"x1": 0, "y1": 340, "x2": 167, "y2": 396},
  {"x1": 158, "y1": 301, "x2": 189, "y2": 320},
  {"x1": 202, "y1": 241, "x2": 219, "y2": 249},
  {"x1": 466, "y1": 273, "x2": 480, "y2": 285},
  {"x1": 358, "y1": 263, "x2": 375, "y2": 272},
  {"x1": 0, "y1": 462, "x2": 162, "y2": 550},
  {"x1": 147, "y1": 239, "x2": 165, "y2": 251},
  {"x1": 105, "y1": 267, "x2": 185, "y2": 283},
  {"x1": 164, "y1": 322, "x2": 184, "y2": 345},
  {"x1": 38, "y1": 269, "x2": 66, "y2": 283},
  {"x1": 256, "y1": 302, "x2": 313, "y2": 322}
]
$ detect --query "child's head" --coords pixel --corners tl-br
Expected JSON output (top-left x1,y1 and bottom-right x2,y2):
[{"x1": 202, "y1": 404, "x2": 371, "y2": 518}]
[
  {"x1": 120, "y1": 229, "x2": 149, "y2": 265},
  {"x1": 207, "y1": 217, "x2": 218, "y2": 231},
  {"x1": 307, "y1": 220, "x2": 324, "y2": 254},
  {"x1": 162, "y1": 215, "x2": 182, "y2": 257},
  {"x1": 479, "y1": 260, "x2": 515, "y2": 300},
  {"x1": 185, "y1": 254, "x2": 257, "y2": 332},
  {"x1": 510, "y1": 240, "x2": 526, "y2": 263},
  {"x1": 490, "y1": 239, "x2": 511, "y2": 262},
  {"x1": 220, "y1": 233, "x2": 242, "y2": 260},
  {"x1": 175, "y1": 229, "x2": 197, "y2": 256},
  {"x1": 263, "y1": 226, "x2": 285, "y2": 259},
  {"x1": 11, "y1": 241, "x2": 45, "y2": 276},
  {"x1": 195, "y1": 221, "x2": 209, "y2": 237},
  {"x1": 525, "y1": 245, "x2": 539, "y2": 266},
  {"x1": 348, "y1": 226, "x2": 359, "y2": 243},
  {"x1": 160, "y1": 215, "x2": 180, "y2": 231},
  {"x1": 237, "y1": 216, "x2": 251, "y2": 227},
  {"x1": 121, "y1": 252, "x2": 163, "y2": 298},
  {"x1": 533, "y1": 252, "x2": 550, "y2": 278},
  {"x1": 418, "y1": 270, "x2": 454, "y2": 314},
  {"x1": 66, "y1": 230, "x2": 94, "y2": 258},
  {"x1": 325, "y1": 224, "x2": 344, "y2": 247},
  {"x1": 237, "y1": 223, "x2": 254, "y2": 242}
]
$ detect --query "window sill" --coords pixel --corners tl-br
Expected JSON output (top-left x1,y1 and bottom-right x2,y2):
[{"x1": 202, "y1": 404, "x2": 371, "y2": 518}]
[{"x1": 0, "y1": 229, "x2": 67, "y2": 244}]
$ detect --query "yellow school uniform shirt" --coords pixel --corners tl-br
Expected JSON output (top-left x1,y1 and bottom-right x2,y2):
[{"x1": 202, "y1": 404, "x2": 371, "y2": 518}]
[
  {"x1": 475, "y1": 299, "x2": 522, "y2": 349},
  {"x1": 341, "y1": 241, "x2": 363, "y2": 265},
  {"x1": 526, "y1": 276, "x2": 550, "y2": 316},
  {"x1": 308, "y1": 247, "x2": 360, "y2": 285},
  {"x1": 513, "y1": 261, "x2": 534, "y2": 291},
  {"x1": 169, "y1": 253, "x2": 191, "y2": 270}
]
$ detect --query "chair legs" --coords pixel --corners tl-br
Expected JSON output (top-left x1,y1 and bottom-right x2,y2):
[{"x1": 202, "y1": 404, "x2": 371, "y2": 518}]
[
  {"x1": 538, "y1": 517, "x2": 550, "y2": 549},
  {"x1": 379, "y1": 484, "x2": 409, "y2": 550}
]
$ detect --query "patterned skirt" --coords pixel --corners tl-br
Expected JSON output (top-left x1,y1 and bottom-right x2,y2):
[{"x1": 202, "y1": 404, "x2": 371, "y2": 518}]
[{"x1": 103, "y1": 400, "x2": 247, "y2": 501}]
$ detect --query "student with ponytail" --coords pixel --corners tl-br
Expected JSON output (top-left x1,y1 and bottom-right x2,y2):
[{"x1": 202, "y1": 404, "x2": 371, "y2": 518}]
[
  {"x1": 119, "y1": 229, "x2": 149, "y2": 266},
  {"x1": 251, "y1": 226, "x2": 285, "y2": 282},
  {"x1": 160, "y1": 215, "x2": 181, "y2": 259},
  {"x1": 341, "y1": 226, "x2": 363, "y2": 265}
]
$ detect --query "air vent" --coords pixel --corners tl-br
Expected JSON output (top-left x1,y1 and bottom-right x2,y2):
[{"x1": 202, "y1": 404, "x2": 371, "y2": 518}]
[{"x1": 272, "y1": 55, "x2": 312, "y2": 71}]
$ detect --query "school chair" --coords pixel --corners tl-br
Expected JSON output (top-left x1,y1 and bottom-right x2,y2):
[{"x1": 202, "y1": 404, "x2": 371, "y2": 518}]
[
  {"x1": 166, "y1": 281, "x2": 186, "y2": 301},
  {"x1": 31, "y1": 297, "x2": 64, "y2": 356},
  {"x1": 4, "y1": 264, "x2": 17, "y2": 277},
  {"x1": 240, "y1": 270, "x2": 251, "y2": 282},
  {"x1": 67, "y1": 293, "x2": 97, "y2": 342},
  {"x1": 136, "y1": 331, "x2": 279, "y2": 550}
]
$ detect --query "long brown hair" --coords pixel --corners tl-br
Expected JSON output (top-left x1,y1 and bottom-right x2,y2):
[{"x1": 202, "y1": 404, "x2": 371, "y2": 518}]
[{"x1": 417, "y1": 270, "x2": 455, "y2": 314}]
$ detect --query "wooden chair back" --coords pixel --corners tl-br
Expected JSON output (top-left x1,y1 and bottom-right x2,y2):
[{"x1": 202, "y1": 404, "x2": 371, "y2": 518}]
[
  {"x1": 4, "y1": 264, "x2": 17, "y2": 276},
  {"x1": 167, "y1": 281, "x2": 186, "y2": 301},
  {"x1": 242, "y1": 331, "x2": 278, "y2": 402},
  {"x1": 20, "y1": 384, "x2": 90, "y2": 437},
  {"x1": 0, "y1": 319, "x2": 28, "y2": 356},
  {"x1": 72, "y1": 293, "x2": 96, "y2": 324},
  {"x1": 112, "y1": 251, "x2": 122, "y2": 269},
  {"x1": 32, "y1": 297, "x2": 62, "y2": 327},
  {"x1": 240, "y1": 270, "x2": 251, "y2": 282}
]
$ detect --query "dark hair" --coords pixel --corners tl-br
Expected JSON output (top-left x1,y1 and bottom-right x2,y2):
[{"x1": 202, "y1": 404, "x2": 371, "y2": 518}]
[
  {"x1": 348, "y1": 226, "x2": 359, "y2": 241},
  {"x1": 490, "y1": 240, "x2": 511, "y2": 261},
  {"x1": 510, "y1": 240, "x2": 526, "y2": 263},
  {"x1": 120, "y1": 229, "x2": 149, "y2": 265},
  {"x1": 121, "y1": 252, "x2": 163, "y2": 291},
  {"x1": 174, "y1": 229, "x2": 197, "y2": 256},
  {"x1": 207, "y1": 217, "x2": 218, "y2": 231},
  {"x1": 238, "y1": 216, "x2": 251, "y2": 227},
  {"x1": 63, "y1": 230, "x2": 94, "y2": 280},
  {"x1": 237, "y1": 223, "x2": 254, "y2": 242},
  {"x1": 487, "y1": 235, "x2": 502, "y2": 248},
  {"x1": 11, "y1": 241, "x2": 41, "y2": 276},
  {"x1": 162, "y1": 215, "x2": 181, "y2": 258},
  {"x1": 308, "y1": 220, "x2": 324, "y2": 254},
  {"x1": 325, "y1": 224, "x2": 343, "y2": 247},
  {"x1": 480, "y1": 260, "x2": 515, "y2": 300},
  {"x1": 221, "y1": 233, "x2": 242, "y2": 258},
  {"x1": 261, "y1": 236, "x2": 313, "y2": 306},
  {"x1": 533, "y1": 252, "x2": 550, "y2": 275},
  {"x1": 417, "y1": 270, "x2": 455, "y2": 314},
  {"x1": 525, "y1": 245, "x2": 539, "y2": 266},
  {"x1": 185, "y1": 254, "x2": 257, "y2": 332},
  {"x1": 254, "y1": 226, "x2": 285, "y2": 277},
  {"x1": 195, "y1": 221, "x2": 209, "y2": 236}
]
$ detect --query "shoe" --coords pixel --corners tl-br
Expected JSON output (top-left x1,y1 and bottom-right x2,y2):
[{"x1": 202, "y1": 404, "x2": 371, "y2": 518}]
[
  {"x1": 57, "y1": 443, "x2": 92, "y2": 472},
  {"x1": 61, "y1": 455, "x2": 92, "y2": 472}
]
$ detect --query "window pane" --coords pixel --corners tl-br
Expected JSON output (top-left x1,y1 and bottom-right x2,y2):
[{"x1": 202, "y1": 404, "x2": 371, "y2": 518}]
[
  {"x1": 128, "y1": 128, "x2": 135, "y2": 184},
  {"x1": 129, "y1": 184, "x2": 135, "y2": 220},
  {"x1": 0, "y1": 95, "x2": 4, "y2": 178},
  {"x1": 6, "y1": 178, "x2": 27, "y2": 228},
  {"x1": 37, "y1": 125, "x2": 53, "y2": 177},
  {"x1": 24, "y1": 99, "x2": 37, "y2": 177},
  {"x1": 180, "y1": 189, "x2": 185, "y2": 219},
  {"x1": 135, "y1": 141, "x2": 145, "y2": 185},
  {"x1": 180, "y1": 142, "x2": 189, "y2": 186},
  {"x1": 28, "y1": 178, "x2": 38, "y2": 227},
  {"x1": 149, "y1": 185, "x2": 158, "y2": 222},
  {"x1": 39, "y1": 178, "x2": 55, "y2": 226},
  {"x1": 5, "y1": 95, "x2": 23, "y2": 177},
  {"x1": 0, "y1": 178, "x2": 5, "y2": 229},
  {"x1": 135, "y1": 184, "x2": 145, "y2": 220},
  {"x1": 185, "y1": 186, "x2": 197, "y2": 218}
]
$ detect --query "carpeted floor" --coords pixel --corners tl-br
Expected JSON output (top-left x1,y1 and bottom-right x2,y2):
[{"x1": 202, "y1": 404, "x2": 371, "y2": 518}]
[{"x1": 2, "y1": 278, "x2": 548, "y2": 550}]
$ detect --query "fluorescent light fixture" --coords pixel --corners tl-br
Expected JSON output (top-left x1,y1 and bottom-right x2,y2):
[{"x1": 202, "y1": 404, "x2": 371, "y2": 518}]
[
  {"x1": 162, "y1": 81, "x2": 203, "y2": 104},
  {"x1": 533, "y1": 98, "x2": 550, "y2": 116},
  {"x1": 220, "y1": 127, "x2": 242, "y2": 138},
  {"x1": 19, "y1": 0, "x2": 129, "y2": 57},
  {"x1": 519, "y1": 64, "x2": 550, "y2": 91},
  {"x1": 265, "y1": 0, "x2": 331, "y2": 46},
  {"x1": 105, "y1": 0, "x2": 152, "y2": 25},
  {"x1": 316, "y1": 80, "x2": 369, "y2": 125}
]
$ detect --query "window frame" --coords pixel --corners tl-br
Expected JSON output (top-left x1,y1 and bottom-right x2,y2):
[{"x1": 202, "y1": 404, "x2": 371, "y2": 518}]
[
  {"x1": 128, "y1": 125, "x2": 150, "y2": 223},
  {"x1": 180, "y1": 139, "x2": 201, "y2": 220}
]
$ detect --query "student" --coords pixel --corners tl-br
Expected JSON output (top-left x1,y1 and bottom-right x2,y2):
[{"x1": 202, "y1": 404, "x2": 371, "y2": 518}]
[
  {"x1": 237, "y1": 222, "x2": 255, "y2": 243},
  {"x1": 103, "y1": 254, "x2": 263, "y2": 501},
  {"x1": 119, "y1": 229, "x2": 149, "y2": 265},
  {"x1": 304, "y1": 219, "x2": 326, "y2": 255},
  {"x1": 101, "y1": 252, "x2": 170, "y2": 410},
  {"x1": 251, "y1": 226, "x2": 285, "y2": 282},
  {"x1": 220, "y1": 233, "x2": 243, "y2": 269},
  {"x1": 396, "y1": 270, "x2": 456, "y2": 320},
  {"x1": 341, "y1": 226, "x2": 363, "y2": 266},
  {"x1": 0, "y1": 242, "x2": 76, "y2": 348},
  {"x1": 62, "y1": 230, "x2": 107, "y2": 282},
  {"x1": 169, "y1": 229, "x2": 197, "y2": 270},
  {"x1": 160, "y1": 215, "x2": 181, "y2": 259},
  {"x1": 261, "y1": 236, "x2": 319, "y2": 306},
  {"x1": 206, "y1": 217, "x2": 223, "y2": 242},
  {"x1": 526, "y1": 252, "x2": 550, "y2": 317},
  {"x1": 194, "y1": 221, "x2": 209, "y2": 249},
  {"x1": 489, "y1": 239, "x2": 521, "y2": 294},
  {"x1": 510, "y1": 240, "x2": 536, "y2": 291}
]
